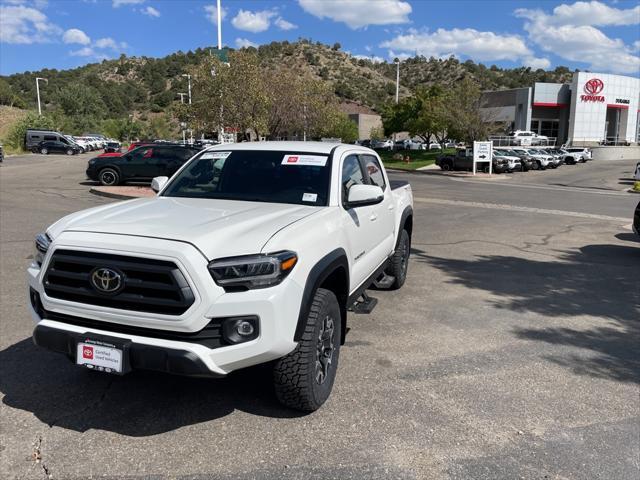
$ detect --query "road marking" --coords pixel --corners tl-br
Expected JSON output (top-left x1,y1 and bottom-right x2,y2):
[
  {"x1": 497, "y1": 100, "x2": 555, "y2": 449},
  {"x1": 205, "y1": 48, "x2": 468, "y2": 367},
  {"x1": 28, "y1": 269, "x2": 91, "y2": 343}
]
[{"x1": 413, "y1": 197, "x2": 629, "y2": 223}]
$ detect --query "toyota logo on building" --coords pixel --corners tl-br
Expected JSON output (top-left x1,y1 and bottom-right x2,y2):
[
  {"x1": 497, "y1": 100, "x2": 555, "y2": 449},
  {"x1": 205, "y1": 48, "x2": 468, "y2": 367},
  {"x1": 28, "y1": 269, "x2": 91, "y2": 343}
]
[
  {"x1": 90, "y1": 267, "x2": 124, "y2": 294},
  {"x1": 584, "y1": 78, "x2": 604, "y2": 95}
]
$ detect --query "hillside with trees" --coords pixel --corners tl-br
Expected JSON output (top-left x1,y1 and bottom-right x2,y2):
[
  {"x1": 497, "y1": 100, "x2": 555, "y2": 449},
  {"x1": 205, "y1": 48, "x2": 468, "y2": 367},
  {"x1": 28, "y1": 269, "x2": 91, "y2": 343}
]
[{"x1": 0, "y1": 40, "x2": 578, "y2": 149}]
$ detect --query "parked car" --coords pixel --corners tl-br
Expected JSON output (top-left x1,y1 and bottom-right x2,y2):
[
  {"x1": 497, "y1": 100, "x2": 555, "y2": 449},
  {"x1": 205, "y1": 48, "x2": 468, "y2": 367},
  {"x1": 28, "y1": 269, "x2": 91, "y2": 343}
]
[
  {"x1": 436, "y1": 148, "x2": 508, "y2": 173},
  {"x1": 548, "y1": 148, "x2": 580, "y2": 165},
  {"x1": 26, "y1": 130, "x2": 73, "y2": 152},
  {"x1": 508, "y1": 130, "x2": 549, "y2": 146},
  {"x1": 563, "y1": 147, "x2": 591, "y2": 161},
  {"x1": 28, "y1": 141, "x2": 414, "y2": 411},
  {"x1": 635, "y1": 162, "x2": 640, "y2": 181},
  {"x1": 494, "y1": 149, "x2": 525, "y2": 172},
  {"x1": 38, "y1": 140, "x2": 80, "y2": 155},
  {"x1": 524, "y1": 148, "x2": 553, "y2": 170},
  {"x1": 86, "y1": 144, "x2": 201, "y2": 185},
  {"x1": 501, "y1": 148, "x2": 537, "y2": 171},
  {"x1": 373, "y1": 139, "x2": 393, "y2": 151},
  {"x1": 393, "y1": 139, "x2": 424, "y2": 151},
  {"x1": 428, "y1": 143, "x2": 442, "y2": 150},
  {"x1": 104, "y1": 141, "x2": 121, "y2": 153},
  {"x1": 0, "y1": 143, "x2": 4, "y2": 163},
  {"x1": 633, "y1": 201, "x2": 640, "y2": 236},
  {"x1": 537, "y1": 149, "x2": 563, "y2": 168}
]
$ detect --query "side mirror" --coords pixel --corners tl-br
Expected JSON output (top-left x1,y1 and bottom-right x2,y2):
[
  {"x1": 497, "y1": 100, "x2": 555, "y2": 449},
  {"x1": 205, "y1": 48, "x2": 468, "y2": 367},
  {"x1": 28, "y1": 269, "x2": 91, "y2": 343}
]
[
  {"x1": 151, "y1": 176, "x2": 169, "y2": 193},
  {"x1": 346, "y1": 184, "x2": 384, "y2": 208}
]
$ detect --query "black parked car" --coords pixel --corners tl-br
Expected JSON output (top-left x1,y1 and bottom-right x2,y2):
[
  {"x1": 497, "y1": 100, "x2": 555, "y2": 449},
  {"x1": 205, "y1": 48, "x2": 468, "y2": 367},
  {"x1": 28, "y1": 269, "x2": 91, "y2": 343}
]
[
  {"x1": 633, "y1": 201, "x2": 640, "y2": 237},
  {"x1": 38, "y1": 140, "x2": 80, "y2": 155},
  {"x1": 86, "y1": 144, "x2": 200, "y2": 186}
]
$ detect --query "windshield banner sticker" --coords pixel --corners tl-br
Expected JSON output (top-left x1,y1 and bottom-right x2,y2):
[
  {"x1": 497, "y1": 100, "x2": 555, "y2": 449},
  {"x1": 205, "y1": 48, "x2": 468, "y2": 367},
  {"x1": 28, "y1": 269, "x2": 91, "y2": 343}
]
[
  {"x1": 281, "y1": 154, "x2": 328, "y2": 167},
  {"x1": 202, "y1": 151, "x2": 232, "y2": 160}
]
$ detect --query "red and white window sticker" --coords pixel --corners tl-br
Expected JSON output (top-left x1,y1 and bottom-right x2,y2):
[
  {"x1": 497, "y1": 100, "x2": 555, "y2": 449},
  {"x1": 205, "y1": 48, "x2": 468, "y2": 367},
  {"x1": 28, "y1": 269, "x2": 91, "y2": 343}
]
[{"x1": 281, "y1": 154, "x2": 328, "y2": 167}]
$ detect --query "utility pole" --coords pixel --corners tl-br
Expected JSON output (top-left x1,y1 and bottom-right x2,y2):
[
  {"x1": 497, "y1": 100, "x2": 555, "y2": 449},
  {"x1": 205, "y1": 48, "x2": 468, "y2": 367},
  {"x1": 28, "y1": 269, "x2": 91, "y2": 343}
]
[
  {"x1": 217, "y1": 0, "x2": 222, "y2": 50},
  {"x1": 303, "y1": 104, "x2": 307, "y2": 142},
  {"x1": 36, "y1": 77, "x2": 47, "y2": 115},
  {"x1": 182, "y1": 74, "x2": 192, "y2": 104}
]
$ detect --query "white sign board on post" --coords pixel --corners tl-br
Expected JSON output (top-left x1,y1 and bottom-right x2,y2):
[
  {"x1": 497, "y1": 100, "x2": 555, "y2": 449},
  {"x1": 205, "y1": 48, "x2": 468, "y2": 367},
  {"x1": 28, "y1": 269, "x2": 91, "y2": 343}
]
[{"x1": 473, "y1": 141, "x2": 493, "y2": 175}]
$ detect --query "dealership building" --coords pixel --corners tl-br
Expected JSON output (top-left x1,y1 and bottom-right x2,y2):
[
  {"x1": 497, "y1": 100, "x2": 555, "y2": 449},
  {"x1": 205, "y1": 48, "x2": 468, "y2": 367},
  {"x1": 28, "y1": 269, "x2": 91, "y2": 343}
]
[{"x1": 481, "y1": 71, "x2": 640, "y2": 146}]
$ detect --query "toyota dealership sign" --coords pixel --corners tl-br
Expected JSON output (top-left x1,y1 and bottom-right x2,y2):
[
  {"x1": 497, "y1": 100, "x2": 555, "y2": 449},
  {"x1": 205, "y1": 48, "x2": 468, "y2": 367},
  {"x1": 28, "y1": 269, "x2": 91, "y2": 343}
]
[{"x1": 580, "y1": 78, "x2": 605, "y2": 102}]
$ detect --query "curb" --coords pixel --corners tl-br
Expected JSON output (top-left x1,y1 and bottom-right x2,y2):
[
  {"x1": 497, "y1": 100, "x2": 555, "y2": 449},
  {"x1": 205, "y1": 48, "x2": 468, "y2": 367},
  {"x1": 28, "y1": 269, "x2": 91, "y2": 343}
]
[{"x1": 89, "y1": 187, "x2": 152, "y2": 200}]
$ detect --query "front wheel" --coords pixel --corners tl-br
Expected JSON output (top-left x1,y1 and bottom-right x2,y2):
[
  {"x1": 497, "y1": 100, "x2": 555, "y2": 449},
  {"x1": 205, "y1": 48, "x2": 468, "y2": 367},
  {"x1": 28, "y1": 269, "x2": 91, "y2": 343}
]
[
  {"x1": 66, "y1": 149, "x2": 74, "y2": 155},
  {"x1": 41, "y1": 148, "x2": 48, "y2": 155},
  {"x1": 384, "y1": 229, "x2": 410, "y2": 289},
  {"x1": 441, "y1": 162, "x2": 452, "y2": 171},
  {"x1": 273, "y1": 288, "x2": 341, "y2": 412},
  {"x1": 99, "y1": 168, "x2": 120, "y2": 186}
]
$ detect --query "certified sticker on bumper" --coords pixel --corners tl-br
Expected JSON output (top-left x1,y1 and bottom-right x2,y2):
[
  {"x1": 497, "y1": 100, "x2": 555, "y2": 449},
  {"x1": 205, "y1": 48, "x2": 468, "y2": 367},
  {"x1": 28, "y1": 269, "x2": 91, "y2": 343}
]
[
  {"x1": 281, "y1": 154, "x2": 328, "y2": 167},
  {"x1": 77, "y1": 341, "x2": 123, "y2": 373}
]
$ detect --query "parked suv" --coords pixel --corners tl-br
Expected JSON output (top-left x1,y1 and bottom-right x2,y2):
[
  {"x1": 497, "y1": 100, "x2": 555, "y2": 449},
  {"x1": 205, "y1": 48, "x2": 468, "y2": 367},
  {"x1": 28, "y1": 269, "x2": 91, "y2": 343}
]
[
  {"x1": 86, "y1": 144, "x2": 201, "y2": 185},
  {"x1": 39, "y1": 140, "x2": 80, "y2": 155}
]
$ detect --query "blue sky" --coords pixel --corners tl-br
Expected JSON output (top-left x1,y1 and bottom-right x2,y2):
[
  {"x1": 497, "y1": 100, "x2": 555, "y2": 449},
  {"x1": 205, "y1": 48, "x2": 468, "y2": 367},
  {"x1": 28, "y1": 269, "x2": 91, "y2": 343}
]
[{"x1": 1, "y1": 0, "x2": 639, "y2": 75}]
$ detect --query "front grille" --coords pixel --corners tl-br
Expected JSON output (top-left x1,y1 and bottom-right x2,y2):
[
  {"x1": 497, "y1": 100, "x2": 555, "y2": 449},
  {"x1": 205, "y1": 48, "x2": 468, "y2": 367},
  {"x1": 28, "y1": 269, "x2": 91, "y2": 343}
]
[{"x1": 44, "y1": 249, "x2": 195, "y2": 315}]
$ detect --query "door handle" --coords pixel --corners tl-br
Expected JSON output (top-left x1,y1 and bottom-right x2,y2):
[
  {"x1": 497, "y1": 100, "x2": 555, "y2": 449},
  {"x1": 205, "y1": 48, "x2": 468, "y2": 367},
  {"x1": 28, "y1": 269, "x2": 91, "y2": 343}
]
[{"x1": 369, "y1": 213, "x2": 377, "y2": 221}]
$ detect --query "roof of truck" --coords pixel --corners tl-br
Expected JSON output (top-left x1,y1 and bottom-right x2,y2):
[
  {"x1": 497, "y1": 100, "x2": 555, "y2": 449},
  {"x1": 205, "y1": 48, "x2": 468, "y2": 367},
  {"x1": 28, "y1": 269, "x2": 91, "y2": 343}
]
[{"x1": 204, "y1": 141, "x2": 341, "y2": 154}]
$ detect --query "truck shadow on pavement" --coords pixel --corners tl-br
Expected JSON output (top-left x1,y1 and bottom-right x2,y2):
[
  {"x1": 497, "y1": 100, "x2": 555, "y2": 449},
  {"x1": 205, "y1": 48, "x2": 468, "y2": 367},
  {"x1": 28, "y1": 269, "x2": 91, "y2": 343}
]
[
  {"x1": 0, "y1": 342, "x2": 305, "y2": 436},
  {"x1": 410, "y1": 243, "x2": 640, "y2": 384}
]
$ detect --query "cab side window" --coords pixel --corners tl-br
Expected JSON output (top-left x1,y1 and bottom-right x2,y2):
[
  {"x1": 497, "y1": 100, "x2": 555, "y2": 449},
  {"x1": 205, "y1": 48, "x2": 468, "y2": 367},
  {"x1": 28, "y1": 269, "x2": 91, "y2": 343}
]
[
  {"x1": 360, "y1": 155, "x2": 386, "y2": 190},
  {"x1": 341, "y1": 154, "x2": 365, "y2": 204}
]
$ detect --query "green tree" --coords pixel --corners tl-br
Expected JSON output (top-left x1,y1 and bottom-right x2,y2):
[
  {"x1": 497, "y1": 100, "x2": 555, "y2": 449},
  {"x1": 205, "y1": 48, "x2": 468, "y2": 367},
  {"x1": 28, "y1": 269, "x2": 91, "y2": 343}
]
[{"x1": 5, "y1": 111, "x2": 57, "y2": 150}]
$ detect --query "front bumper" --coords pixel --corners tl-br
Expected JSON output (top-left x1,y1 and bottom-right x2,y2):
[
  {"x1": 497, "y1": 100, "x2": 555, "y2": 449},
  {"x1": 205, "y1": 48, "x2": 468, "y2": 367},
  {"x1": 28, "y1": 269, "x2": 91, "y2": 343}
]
[{"x1": 28, "y1": 232, "x2": 302, "y2": 376}]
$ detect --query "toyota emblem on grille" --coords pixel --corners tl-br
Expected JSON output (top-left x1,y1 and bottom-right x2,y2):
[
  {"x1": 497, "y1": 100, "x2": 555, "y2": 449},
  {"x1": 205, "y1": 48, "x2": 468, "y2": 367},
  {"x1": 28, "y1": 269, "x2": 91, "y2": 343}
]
[{"x1": 90, "y1": 267, "x2": 124, "y2": 294}]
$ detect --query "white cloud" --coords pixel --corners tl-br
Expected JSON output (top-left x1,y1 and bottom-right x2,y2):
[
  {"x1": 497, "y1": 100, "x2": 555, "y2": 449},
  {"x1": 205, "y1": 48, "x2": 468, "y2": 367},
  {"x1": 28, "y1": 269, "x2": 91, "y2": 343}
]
[
  {"x1": 0, "y1": 5, "x2": 61, "y2": 44},
  {"x1": 515, "y1": 2, "x2": 640, "y2": 74},
  {"x1": 62, "y1": 28, "x2": 91, "y2": 45},
  {"x1": 353, "y1": 54, "x2": 384, "y2": 63},
  {"x1": 142, "y1": 6, "x2": 160, "y2": 17},
  {"x1": 275, "y1": 17, "x2": 297, "y2": 31},
  {"x1": 523, "y1": 56, "x2": 551, "y2": 70},
  {"x1": 381, "y1": 28, "x2": 532, "y2": 62},
  {"x1": 112, "y1": 0, "x2": 145, "y2": 6},
  {"x1": 298, "y1": 0, "x2": 411, "y2": 29},
  {"x1": 95, "y1": 37, "x2": 127, "y2": 50},
  {"x1": 204, "y1": 4, "x2": 227, "y2": 25},
  {"x1": 533, "y1": 1, "x2": 640, "y2": 27},
  {"x1": 70, "y1": 46, "x2": 95, "y2": 57},
  {"x1": 231, "y1": 9, "x2": 276, "y2": 33},
  {"x1": 235, "y1": 37, "x2": 258, "y2": 49}
]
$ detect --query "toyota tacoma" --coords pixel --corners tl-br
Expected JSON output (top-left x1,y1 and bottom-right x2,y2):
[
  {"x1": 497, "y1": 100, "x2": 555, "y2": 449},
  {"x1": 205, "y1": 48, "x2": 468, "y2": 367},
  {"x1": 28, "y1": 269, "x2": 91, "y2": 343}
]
[{"x1": 28, "y1": 142, "x2": 414, "y2": 411}]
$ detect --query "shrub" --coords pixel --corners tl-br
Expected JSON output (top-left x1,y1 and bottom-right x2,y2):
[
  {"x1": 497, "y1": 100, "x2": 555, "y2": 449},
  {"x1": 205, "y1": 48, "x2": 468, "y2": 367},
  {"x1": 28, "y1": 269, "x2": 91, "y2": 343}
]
[{"x1": 4, "y1": 111, "x2": 57, "y2": 151}]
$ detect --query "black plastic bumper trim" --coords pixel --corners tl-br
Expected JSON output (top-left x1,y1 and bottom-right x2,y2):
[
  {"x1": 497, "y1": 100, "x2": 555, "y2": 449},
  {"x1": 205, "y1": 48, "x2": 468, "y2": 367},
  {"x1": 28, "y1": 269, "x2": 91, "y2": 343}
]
[{"x1": 33, "y1": 324, "x2": 223, "y2": 378}]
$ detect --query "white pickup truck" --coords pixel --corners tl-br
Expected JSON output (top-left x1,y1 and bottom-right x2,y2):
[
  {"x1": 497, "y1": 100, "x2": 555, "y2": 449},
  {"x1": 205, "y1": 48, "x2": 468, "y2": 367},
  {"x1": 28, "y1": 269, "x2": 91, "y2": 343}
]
[{"x1": 28, "y1": 141, "x2": 414, "y2": 411}]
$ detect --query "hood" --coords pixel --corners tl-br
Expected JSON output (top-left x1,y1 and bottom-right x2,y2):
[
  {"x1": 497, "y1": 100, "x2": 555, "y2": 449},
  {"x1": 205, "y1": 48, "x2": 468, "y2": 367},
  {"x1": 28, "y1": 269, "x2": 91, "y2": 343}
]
[{"x1": 50, "y1": 197, "x2": 320, "y2": 260}]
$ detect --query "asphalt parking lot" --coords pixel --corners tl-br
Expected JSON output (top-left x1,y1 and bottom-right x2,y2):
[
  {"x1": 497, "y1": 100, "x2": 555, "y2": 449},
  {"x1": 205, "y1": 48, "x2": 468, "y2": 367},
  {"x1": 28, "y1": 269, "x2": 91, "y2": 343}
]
[{"x1": 1, "y1": 152, "x2": 638, "y2": 479}]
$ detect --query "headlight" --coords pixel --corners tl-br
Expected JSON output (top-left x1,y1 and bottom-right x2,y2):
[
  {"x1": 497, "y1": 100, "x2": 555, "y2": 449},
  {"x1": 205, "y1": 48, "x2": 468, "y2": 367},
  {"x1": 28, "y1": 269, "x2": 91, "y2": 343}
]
[
  {"x1": 208, "y1": 251, "x2": 297, "y2": 290},
  {"x1": 34, "y1": 232, "x2": 52, "y2": 266}
]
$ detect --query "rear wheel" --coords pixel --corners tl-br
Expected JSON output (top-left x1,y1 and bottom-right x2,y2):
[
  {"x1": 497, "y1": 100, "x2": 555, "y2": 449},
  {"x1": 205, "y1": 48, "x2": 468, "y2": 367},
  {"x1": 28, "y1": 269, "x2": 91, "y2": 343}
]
[
  {"x1": 384, "y1": 229, "x2": 410, "y2": 290},
  {"x1": 41, "y1": 148, "x2": 48, "y2": 155},
  {"x1": 273, "y1": 288, "x2": 341, "y2": 412},
  {"x1": 441, "y1": 161, "x2": 452, "y2": 171},
  {"x1": 99, "y1": 168, "x2": 120, "y2": 186}
]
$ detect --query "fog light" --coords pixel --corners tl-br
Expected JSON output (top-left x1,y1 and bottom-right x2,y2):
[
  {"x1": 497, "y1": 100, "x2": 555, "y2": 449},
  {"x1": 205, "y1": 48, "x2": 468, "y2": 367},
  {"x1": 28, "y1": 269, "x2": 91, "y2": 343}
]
[
  {"x1": 222, "y1": 316, "x2": 259, "y2": 344},
  {"x1": 236, "y1": 321, "x2": 254, "y2": 336}
]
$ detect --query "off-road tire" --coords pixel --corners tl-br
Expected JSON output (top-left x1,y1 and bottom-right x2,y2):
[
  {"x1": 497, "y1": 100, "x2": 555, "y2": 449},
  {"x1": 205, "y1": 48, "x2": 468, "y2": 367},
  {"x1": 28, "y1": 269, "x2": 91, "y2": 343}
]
[
  {"x1": 384, "y1": 229, "x2": 410, "y2": 290},
  {"x1": 99, "y1": 168, "x2": 120, "y2": 186},
  {"x1": 273, "y1": 288, "x2": 341, "y2": 412}
]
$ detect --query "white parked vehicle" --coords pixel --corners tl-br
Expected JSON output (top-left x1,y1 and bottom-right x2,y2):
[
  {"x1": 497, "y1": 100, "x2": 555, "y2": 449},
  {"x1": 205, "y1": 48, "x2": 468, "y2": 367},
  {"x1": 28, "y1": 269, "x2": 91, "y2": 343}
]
[
  {"x1": 28, "y1": 142, "x2": 414, "y2": 411},
  {"x1": 509, "y1": 130, "x2": 548, "y2": 146},
  {"x1": 524, "y1": 148, "x2": 553, "y2": 169},
  {"x1": 634, "y1": 162, "x2": 640, "y2": 181},
  {"x1": 372, "y1": 139, "x2": 393, "y2": 150},
  {"x1": 564, "y1": 147, "x2": 591, "y2": 161}
]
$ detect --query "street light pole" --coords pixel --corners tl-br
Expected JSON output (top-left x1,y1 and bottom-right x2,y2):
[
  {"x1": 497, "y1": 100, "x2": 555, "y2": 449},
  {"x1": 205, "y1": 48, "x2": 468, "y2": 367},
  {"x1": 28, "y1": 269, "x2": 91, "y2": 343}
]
[
  {"x1": 182, "y1": 74, "x2": 192, "y2": 105},
  {"x1": 36, "y1": 77, "x2": 47, "y2": 115},
  {"x1": 217, "y1": 0, "x2": 222, "y2": 50}
]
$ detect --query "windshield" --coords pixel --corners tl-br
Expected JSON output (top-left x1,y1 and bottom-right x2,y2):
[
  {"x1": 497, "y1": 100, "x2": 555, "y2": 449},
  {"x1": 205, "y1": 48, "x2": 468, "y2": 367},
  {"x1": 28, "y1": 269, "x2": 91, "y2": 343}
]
[{"x1": 162, "y1": 149, "x2": 331, "y2": 206}]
